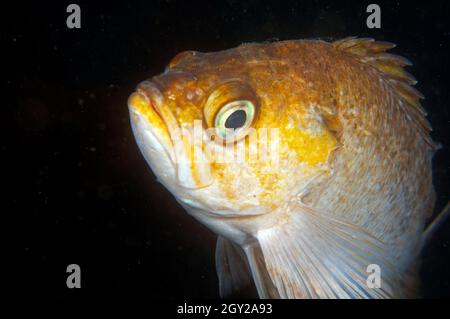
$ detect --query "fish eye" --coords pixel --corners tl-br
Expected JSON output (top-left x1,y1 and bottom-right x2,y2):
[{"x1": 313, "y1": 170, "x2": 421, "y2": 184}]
[
  {"x1": 225, "y1": 110, "x2": 247, "y2": 129},
  {"x1": 214, "y1": 100, "x2": 255, "y2": 141}
]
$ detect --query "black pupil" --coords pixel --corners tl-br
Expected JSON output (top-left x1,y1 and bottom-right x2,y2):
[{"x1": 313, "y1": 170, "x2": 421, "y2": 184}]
[{"x1": 225, "y1": 110, "x2": 247, "y2": 129}]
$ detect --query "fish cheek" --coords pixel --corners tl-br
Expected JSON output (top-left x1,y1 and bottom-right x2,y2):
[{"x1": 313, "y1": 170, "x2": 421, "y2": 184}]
[
  {"x1": 210, "y1": 162, "x2": 238, "y2": 201},
  {"x1": 209, "y1": 160, "x2": 268, "y2": 210},
  {"x1": 251, "y1": 129, "x2": 336, "y2": 209},
  {"x1": 255, "y1": 171, "x2": 285, "y2": 210}
]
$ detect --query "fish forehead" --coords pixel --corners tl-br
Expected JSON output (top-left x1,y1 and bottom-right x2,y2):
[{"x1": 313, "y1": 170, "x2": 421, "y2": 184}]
[
  {"x1": 167, "y1": 40, "x2": 342, "y2": 111},
  {"x1": 169, "y1": 40, "x2": 329, "y2": 70}
]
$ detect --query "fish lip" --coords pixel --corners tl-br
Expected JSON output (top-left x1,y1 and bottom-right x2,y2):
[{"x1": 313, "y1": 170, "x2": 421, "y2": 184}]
[
  {"x1": 136, "y1": 80, "x2": 182, "y2": 159},
  {"x1": 137, "y1": 80, "x2": 178, "y2": 142},
  {"x1": 130, "y1": 80, "x2": 177, "y2": 165},
  {"x1": 136, "y1": 80, "x2": 169, "y2": 128},
  {"x1": 133, "y1": 80, "x2": 211, "y2": 190}
]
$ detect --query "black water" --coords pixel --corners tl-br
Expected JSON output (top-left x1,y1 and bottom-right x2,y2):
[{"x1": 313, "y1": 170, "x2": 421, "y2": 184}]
[{"x1": 7, "y1": 0, "x2": 449, "y2": 298}]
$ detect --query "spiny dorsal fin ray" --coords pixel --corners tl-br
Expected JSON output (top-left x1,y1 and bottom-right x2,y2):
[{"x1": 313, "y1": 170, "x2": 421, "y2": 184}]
[{"x1": 332, "y1": 37, "x2": 438, "y2": 150}]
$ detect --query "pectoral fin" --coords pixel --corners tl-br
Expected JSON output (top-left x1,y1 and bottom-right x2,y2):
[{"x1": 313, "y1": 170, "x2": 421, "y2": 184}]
[
  {"x1": 215, "y1": 236, "x2": 254, "y2": 298},
  {"x1": 243, "y1": 242, "x2": 280, "y2": 299},
  {"x1": 255, "y1": 204, "x2": 406, "y2": 298},
  {"x1": 215, "y1": 236, "x2": 279, "y2": 298},
  {"x1": 422, "y1": 201, "x2": 450, "y2": 247}
]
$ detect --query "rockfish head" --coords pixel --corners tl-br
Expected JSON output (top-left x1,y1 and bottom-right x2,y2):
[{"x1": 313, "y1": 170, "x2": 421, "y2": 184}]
[{"x1": 128, "y1": 44, "x2": 338, "y2": 233}]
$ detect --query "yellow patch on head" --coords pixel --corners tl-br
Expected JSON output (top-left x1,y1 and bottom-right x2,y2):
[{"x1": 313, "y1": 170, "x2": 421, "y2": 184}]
[
  {"x1": 255, "y1": 171, "x2": 282, "y2": 209},
  {"x1": 282, "y1": 124, "x2": 337, "y2": 166},
  {"x1": 273, "y1": 104, "x2": 337, "y2": 167}
]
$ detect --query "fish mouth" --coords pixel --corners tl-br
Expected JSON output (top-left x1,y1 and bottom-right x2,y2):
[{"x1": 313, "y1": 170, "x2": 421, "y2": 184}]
[
  {"x1": 128, "y1": 81, "x2": 176, "y2": 164},
  {"x1": 128, "y1": 80, "x2": 213, "y2": 190}
]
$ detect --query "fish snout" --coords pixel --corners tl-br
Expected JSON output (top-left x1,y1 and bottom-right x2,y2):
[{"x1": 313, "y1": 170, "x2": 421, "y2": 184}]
[
  {"x1": 128, "y1": 80, "x2": 213, "y2": 190},
  {"x1": 128, "y1": 81, "x2": 175, "y2": 162}
]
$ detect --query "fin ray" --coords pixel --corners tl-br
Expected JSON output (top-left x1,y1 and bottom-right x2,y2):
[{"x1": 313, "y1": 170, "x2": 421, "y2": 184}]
[
  {"x1": 256, "y1": 203, "x2": 406, "y2": 298},
  {"x1": 243, "y1": 242, "x2": 280, "y2": 298},
  {"x1": 215, "y1": 236, "x2": 253, "y2": 298},
  {"x1": 422, "y1": 201, "x2": 450, "y2": 246},
  {"x1": 332, "y1": 37, "x2": 438, "y2": 150}
]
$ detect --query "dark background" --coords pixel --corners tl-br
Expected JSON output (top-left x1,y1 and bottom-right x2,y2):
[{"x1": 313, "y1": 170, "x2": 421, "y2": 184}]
[{"x1": 6, "y1": 0, "x2": 449, "y2": 298}]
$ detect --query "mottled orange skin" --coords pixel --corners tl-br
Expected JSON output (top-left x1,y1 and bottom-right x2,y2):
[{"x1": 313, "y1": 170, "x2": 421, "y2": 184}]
[
  {"x1": 130, "y1": 39, "x2": 437, "y2": 296},
  {"x1": 147, "y1": 43, "x2": 343, "y2": 209}
]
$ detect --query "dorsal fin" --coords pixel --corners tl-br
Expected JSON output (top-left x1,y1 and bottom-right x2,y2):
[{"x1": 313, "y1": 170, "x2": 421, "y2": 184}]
[{"x1": 332, "y1": 37, "x2": 438, "y2": 150}]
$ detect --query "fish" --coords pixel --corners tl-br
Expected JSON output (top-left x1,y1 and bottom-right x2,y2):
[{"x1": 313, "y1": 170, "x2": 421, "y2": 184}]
[{"x1": 127, "y1": 37, "x2": 443, "y2": 298}]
